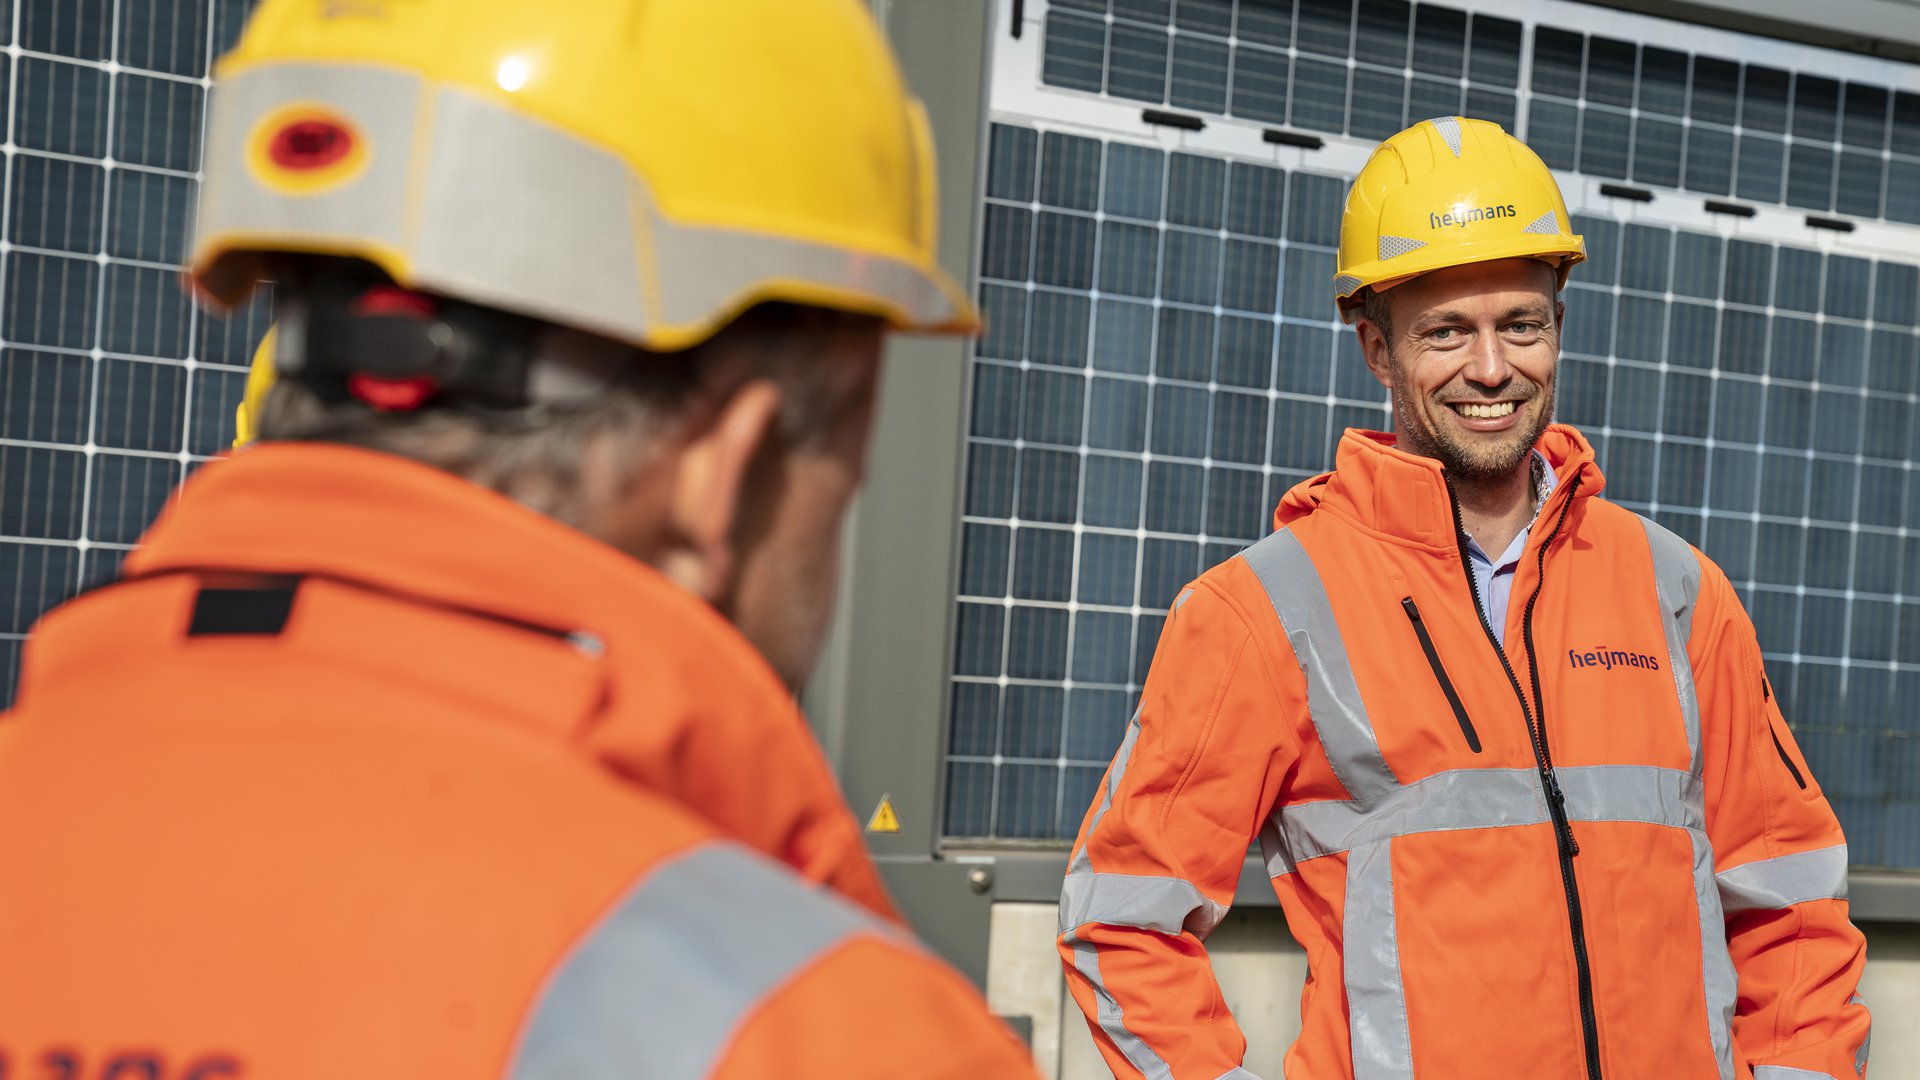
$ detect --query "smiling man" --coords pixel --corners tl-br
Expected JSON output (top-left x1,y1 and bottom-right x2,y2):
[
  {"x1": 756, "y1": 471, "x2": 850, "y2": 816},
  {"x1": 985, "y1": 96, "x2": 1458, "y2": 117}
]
[{"x1": 1060, "y1": 118, "x2": 1871, "y2": 1080}]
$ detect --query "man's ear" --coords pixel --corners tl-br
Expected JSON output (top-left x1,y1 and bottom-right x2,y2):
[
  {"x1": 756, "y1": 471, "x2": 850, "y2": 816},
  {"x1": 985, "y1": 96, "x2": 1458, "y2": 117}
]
[
  {"x1": 1355, "y1": 315, "x2": 1394, "y2": 389},
  {"x1": 656, "y1": 379, "x2": 784, "y2": 603}
]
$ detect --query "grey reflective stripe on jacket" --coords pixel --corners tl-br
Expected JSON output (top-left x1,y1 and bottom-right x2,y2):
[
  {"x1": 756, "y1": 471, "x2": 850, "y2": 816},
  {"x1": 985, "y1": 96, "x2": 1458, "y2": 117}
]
[
  {"x1": 1640, "y1": 517, "x2": 1705, "y2": 775},
  {"x1": 1067, "y1": 597, "x2": 1185, "y2": 884},
  {"x1": 1241, "y1": 529, "x2": 1399, "y2": 804},
  {"x1": 1238, "y1": 520, "x2": 1736, "y2": 1080},
  {"x1": 506, "y1": 842, "x2": 890, "y2": 1080},
  {"x1": 1638, "y1": 516, "x2": 1739, "y2": 1077},
  {"x1": 1241, "y1": 526, "x2": 1411, "y2": 1079},
  {"x1": 1057, "y1": 868, "x2": 1228, "y2": 1079},
  {"x1": 1062, "y1": 703, "x2": 1178, "y2": 1080},
  {"x1": 1060, "y1": 872, "x2": 1228, "y2": 940},
  {"x1": 1852, "y1": 993, "x2": 1870, "y2": 1075},
  {"x1": 1061, "y1": 587, "x2": 1210, "y2": 1080},
  {"x1": 1067, "y1": 937, "x2": 1177, "y2": 1080},
  {"x1": 1717, "y1": 844, "x2": 1851, "y2": 914},
  {"x1": 1752, "y1": 1067, "x2": 1846, "y2": 1080},
  {"x1": 1264, "y1": 765, "x2": 1703, "y2": 876}
]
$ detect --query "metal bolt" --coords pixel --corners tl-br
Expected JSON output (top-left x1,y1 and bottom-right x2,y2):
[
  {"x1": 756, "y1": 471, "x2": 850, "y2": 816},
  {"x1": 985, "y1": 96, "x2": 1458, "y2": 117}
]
[{"x1": 967, "y1": 865, "x2": 994, "y2": 894}]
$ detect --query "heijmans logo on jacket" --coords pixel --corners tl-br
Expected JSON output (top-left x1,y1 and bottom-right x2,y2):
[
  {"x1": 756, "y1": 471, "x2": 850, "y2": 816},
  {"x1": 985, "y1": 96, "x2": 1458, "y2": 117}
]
[{"x1": 1569, "y1": 646, "x2": 1661, "y2": 672}]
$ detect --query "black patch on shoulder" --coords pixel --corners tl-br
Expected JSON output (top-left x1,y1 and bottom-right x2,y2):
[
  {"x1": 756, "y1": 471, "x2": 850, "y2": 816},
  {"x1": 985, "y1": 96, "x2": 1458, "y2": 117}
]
[{"x1": 187, "y1": 579, "x2": 301, "y2": 637}]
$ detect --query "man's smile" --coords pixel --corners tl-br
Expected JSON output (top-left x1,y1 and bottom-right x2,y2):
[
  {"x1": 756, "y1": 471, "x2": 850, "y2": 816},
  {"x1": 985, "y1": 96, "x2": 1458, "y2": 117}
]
[{"x1": 1451, "y1": 401, "x2": 1518, "y2": 419}]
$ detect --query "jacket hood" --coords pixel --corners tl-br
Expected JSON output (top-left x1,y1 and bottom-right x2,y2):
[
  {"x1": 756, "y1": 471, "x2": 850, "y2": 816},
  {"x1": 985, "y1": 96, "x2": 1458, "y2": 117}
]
[
  {"x1": 113, "y1": 443, "x2": 899, "y2": 921},
  {"x1": 1274, "y1": 424, "x2": 1605, "y2": 549}
]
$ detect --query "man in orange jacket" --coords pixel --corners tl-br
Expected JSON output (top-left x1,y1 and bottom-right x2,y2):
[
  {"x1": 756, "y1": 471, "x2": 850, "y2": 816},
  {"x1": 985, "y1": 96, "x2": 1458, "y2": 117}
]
[
  {"x1": 0, "y1": 2, "x2": 1040, "y2": 1077},
  {"x1": 1061, "y1": 117, "x2": 1871, "y2": 1080}
]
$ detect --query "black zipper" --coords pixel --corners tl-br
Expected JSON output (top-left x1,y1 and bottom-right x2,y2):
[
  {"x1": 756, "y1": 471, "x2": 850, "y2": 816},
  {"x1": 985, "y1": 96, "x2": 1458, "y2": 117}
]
[
  {"x1": 1769, "y1": 724, "x2": 1808, "y2": 790},
  {"x1": 1446, "y1": 474, "x2": 1602, "y2": 1080},
  {"x1": 1400, "y1": 597, "x2": 1481, "y2": 752},
  {"x1": 1759, "y1": 678, "x2": 1807, "y2": 789}
]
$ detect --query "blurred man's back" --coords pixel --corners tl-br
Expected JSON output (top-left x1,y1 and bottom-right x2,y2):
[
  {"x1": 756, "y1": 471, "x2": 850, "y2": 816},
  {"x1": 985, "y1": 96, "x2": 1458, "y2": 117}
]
[
  {"x1": 0, "y1": 444, "x2": 1027, "y2": 1078},
  {"x1": 0, "y1": 1, "x2": 1038, "y2": 1076}
]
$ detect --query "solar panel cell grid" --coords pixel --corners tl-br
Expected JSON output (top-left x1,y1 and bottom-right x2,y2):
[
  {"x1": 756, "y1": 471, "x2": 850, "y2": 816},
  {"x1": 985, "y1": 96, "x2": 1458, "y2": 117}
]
[
  {"x1": 965, "y1": 0, "x2": 1920, "y2": 866},
  {"x1": 1037, "y1": 0, "x2": 1920, "y2": 227},
  {"x1": 0, "y1": 0, "x2": 266, "y2": 709}
]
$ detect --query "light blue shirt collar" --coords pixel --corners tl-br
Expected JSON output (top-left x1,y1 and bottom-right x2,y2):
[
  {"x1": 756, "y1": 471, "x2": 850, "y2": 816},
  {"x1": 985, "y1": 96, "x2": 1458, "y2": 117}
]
[{"x1": 1463, "y1": 450, "x2": 1558, "y2": 645}]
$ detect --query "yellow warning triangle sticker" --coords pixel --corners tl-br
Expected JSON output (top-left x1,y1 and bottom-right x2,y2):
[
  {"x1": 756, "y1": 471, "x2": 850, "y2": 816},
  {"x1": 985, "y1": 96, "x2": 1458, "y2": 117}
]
[{"x1": 866, "y1": 793, "x2": 902, "y2": 834}]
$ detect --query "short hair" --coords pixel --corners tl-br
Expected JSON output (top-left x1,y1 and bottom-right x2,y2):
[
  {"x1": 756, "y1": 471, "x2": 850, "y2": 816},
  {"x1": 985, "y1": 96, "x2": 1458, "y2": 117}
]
[
  {"x1": 1359, "y1": 287, "x2": 1392, "y2": 340},
  {"x1": 257, "y1": 303, "x2": 879, "y2": 527}
]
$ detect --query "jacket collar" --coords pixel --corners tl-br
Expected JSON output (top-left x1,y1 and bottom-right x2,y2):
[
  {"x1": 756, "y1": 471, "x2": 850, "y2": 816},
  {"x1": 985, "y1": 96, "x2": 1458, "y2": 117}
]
[
  {"x1": 128, "y1": 443, "x2": 716, "y2": 651},
  {"x1": 118, "y1": 443, "x2": 899, "y2": 919},
  {"x1": 1273, "y1": 424, "x2": 1605, "y2": 552}
]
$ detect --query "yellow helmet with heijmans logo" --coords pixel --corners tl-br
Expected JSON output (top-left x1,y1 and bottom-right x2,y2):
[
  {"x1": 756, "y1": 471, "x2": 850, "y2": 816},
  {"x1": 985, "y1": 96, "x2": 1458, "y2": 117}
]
[
  {"x1": 191, "y1": 0, "x2": 977, "y2": 358},
  {"x1": 1333, "y1": 117, "x2": 1584, "y2": 323}
]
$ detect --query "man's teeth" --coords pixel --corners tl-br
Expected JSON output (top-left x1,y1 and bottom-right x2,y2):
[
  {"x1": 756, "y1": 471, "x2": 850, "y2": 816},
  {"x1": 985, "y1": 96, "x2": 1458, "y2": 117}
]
[{"x1": 1458, "y1": 402, "x2": 1516, "y2": 418}]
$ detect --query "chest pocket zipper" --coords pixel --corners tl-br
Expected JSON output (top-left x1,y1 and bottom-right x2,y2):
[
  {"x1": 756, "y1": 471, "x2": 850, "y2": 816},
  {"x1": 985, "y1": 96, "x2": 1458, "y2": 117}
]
[
  {"x1": 1762, "y1": 677, "x2": 1809, "y2": 790},
  {"x1": 1400, "y1": 597, "x2": 1482, "y2": 753}
]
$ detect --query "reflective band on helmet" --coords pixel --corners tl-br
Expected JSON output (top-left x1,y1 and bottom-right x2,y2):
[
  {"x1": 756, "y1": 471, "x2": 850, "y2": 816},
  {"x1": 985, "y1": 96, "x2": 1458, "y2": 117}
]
[
  {"x1": 506, "y1": 842, "x2": 895, "y2": 1079},
  {"x1": 195, "y1": 64, "x2": 970, "y2": 354},
  {"x1": 1717, "y1": 844, "x2": 1851, "y2": 915},
  {"x1": 1522, "y1": 210, "x2": 1564, "y2": 235},
  {"x1": 1239, "y1": 529, "x2": 1399, "y2": 805},
  {"x1": 1639, "y1": 515, "x2": 1705, "y2": 773},
  {"x1": 417, "y1": 85, "x2": 966, "y2": 345},
  {"x1": 200, "y1": 63, "x2": 417, "y2": 278}
]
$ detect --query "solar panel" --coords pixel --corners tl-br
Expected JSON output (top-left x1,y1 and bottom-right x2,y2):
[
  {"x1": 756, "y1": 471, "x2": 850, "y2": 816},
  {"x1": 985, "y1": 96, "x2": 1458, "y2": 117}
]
[
  {"x1": 1043, "y1": 0, "x2": 1920, "y2": 224},
  {"x1": 0, "y1": 0, "x2": 270, "y2": 703},
  {"x1": 947, "y1": 0, "x2": 1920, "y2": 870}
]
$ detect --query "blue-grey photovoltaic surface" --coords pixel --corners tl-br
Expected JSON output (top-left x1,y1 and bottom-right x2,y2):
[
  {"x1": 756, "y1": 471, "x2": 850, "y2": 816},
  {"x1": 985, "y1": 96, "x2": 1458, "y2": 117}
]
[
  {"x1": 1, "y1": 0, "x2": 271, "y2": 708},
  {"x1": 946, "y1": 0, "x2": 1920, "y2": 870},
  {"x1": 1044, "y1": 0, "x2": 1920, "y2": 223}
]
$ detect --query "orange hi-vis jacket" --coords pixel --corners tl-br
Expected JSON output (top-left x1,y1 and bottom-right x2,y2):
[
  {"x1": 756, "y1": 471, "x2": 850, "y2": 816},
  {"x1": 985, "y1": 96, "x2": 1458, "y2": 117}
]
[
  {"x1": 0, "y1": 444, "x2": 1039, "y2": 1080},
  {"x1": 1060, "y1": 425, "x2": 1870, "y2": 1080}
]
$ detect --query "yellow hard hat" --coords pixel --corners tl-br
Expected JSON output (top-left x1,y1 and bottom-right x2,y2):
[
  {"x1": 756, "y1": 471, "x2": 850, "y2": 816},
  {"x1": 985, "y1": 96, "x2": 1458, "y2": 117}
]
[
  {"x1": 1334, "y1": 116, "x2": 1584, "y2": 324},
  {"x1": 233, "y1": 326, "x2": 277, "y2": 450},
  {"x1": 190, "y1": 0, "x2": 977, "y2": 355}
]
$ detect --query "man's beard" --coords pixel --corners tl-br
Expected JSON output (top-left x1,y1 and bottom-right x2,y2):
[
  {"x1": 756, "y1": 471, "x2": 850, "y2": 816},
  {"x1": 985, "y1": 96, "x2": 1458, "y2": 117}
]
[{"x1": 1390, "y1": 371, "x2": 1555, "y2": 483}]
